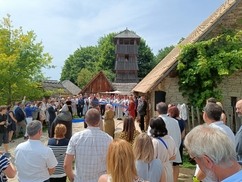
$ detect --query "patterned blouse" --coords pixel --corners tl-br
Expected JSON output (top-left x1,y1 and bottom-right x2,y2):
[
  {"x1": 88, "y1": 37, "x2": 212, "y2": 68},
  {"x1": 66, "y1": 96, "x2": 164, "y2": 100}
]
[{"x1": 118, "y1": 130, "x2": 140, "y2": 146}]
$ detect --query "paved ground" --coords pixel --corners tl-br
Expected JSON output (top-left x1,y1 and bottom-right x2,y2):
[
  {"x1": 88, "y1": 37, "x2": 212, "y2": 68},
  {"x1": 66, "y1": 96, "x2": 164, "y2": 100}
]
[{"x1": 7, "y1": 119, "x2": 194, "y2": 182}]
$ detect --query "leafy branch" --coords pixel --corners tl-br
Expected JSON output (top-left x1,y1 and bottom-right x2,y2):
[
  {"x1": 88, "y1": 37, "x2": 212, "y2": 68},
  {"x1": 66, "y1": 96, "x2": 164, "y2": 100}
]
[{"x1": 177, "y1": 30, "x2": 242, "y2": 108}]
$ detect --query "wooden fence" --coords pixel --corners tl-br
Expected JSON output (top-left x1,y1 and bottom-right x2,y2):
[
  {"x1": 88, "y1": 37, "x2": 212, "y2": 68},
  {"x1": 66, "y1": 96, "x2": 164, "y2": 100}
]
[{"x1": 186, "y1": 105, "x2": 242, "y2": 133}]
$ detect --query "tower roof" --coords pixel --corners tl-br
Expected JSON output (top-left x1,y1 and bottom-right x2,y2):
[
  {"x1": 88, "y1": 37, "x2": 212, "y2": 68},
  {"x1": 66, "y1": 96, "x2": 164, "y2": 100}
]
[{"x1": 114, "y1": 28, "x2": 140, "y2": 39}]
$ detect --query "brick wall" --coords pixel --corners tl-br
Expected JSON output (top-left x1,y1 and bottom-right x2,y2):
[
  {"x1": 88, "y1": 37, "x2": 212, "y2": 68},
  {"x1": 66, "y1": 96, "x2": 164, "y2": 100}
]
[
  {"x1": 150, "y1": 70, "x2": 242, "y2": 118},
  {"x1": 151, "y1": 76, "x2": 187, "y2": 117},
  {"x1": 219, "y1": 70, "x2": 242, "y2": 108}
]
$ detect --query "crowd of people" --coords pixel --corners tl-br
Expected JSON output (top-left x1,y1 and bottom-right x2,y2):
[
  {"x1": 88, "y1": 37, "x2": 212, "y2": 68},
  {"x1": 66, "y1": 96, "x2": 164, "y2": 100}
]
[{"x1": 0, "y1": 94, "x2": 241, "y2": 182}]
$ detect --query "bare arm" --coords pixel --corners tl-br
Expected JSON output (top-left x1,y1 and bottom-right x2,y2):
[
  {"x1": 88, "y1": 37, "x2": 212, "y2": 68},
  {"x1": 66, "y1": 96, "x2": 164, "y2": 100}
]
[
  {"x1": 0, "y1": 121, "x2": 5, "y2": 125},
  {"x1": 181, "y1": 129, "x2": 186, "y2": 140},
  {"x1": 169, "y1": 155, "x2": 176, "y2": 160},
  {"x1": 48, "y1": 167, "x2": 55, "y2": 175},
  {"x1": 160, "y1": 170, "x2": 166, "y2": 182},
  {"x1": 64, "y1": 154, "x2": 75, "y2": 182},
  {"x1": 221, "y1": 113, "x2": 227, "y2": 124},
  {"x1": 98, "y1": 174, "x2": 108, "y2": 182},
  {"x1": 4, "y1": 162, "x2": 16, "y2": 178},
  {"x1": 9, "y1": 112, "x2": 17, "y2": 123}
]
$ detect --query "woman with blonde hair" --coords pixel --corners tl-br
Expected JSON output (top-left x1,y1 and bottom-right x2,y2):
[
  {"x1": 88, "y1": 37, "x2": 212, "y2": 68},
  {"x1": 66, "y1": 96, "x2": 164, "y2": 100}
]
[
  {"x1": 133, "y1": 133, "x2": 164, "y2": 182},
  {"x1": 98, "y1": 139, "x2": 145, "y2": 182}
]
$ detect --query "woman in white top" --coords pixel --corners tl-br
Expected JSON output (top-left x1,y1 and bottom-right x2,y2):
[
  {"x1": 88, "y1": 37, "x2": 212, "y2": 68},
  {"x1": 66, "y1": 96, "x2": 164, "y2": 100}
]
[
  {"x1": 133, "y1": 133, "x2": 164, "y2": 182},
  {"x1": 150, "y1": 117, "x2": 177, "y2": 182}
]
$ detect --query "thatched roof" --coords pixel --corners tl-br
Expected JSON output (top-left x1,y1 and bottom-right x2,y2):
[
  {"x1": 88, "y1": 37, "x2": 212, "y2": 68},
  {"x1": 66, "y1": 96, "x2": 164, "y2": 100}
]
[
  {"x1": 112, "y1": 83, "x2": 137, "y2": 94},
  {"x1": 62, "y1": 80, "x2": 81, "y2": 95},
  {"x1": 133, "y1": 0, "x2": 242, "y2": 93},
  {"x1": 42, "y1": 80, "x2": 81, "y2": 96}
]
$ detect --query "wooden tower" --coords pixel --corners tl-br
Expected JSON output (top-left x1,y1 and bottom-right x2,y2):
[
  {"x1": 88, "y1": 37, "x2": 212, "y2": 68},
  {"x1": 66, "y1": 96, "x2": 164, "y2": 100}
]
[{"x1": 114, "y1": 29, "x2": 140, "y2": 83}]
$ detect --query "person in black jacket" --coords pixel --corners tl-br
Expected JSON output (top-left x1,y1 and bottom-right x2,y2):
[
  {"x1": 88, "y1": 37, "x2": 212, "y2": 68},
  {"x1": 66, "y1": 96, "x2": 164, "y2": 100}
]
[
  {"x1": 14, "y1": 103, "x2": 27, "y2": 139},
  {"x1": 50, "y1": 104, "x2": 72, "y2": 140},
  {"x1": 47, "y1": 100, "x2": 57, "y2": 137},
  {"x1": 7, "y1": 106, "x2": 17, "y2": 143},
  {"x1": 78, "y1": 95, "x2": 85, "y2": 117},
  {"x1": 137, "y1": 96, "x2": 147, "y2": 132},
  {"x1": 0, "y1": 106, "x2": 9, "y2": 153}
]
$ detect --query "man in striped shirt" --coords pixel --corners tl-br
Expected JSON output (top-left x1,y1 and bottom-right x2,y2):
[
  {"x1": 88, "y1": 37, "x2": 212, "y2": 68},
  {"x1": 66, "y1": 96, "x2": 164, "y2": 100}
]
[{"x1": 0, "y1": 153, "x2": 16, "y2": 182}]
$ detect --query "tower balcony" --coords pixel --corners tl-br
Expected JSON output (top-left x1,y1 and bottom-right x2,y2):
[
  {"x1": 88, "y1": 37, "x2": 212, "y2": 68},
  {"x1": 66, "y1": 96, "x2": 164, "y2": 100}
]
[
  {"x1": 115, "y1": 45, "x2": 138, "y2": 54},
  {"x1": 115, "y1": 60, "x2": 139, "y2": 71}
]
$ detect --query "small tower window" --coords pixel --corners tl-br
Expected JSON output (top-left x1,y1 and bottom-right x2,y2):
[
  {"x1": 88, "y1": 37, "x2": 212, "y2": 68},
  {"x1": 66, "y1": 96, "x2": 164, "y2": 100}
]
[{"x1": 125, "y1": 55, "x2": 129, "y2": 61}]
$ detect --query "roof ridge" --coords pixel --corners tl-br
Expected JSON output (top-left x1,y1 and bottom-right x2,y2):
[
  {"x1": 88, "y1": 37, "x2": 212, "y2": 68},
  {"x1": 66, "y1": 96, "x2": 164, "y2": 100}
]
[{"x1": 132, "y1": 0, "x2": 239, "y2": 93}]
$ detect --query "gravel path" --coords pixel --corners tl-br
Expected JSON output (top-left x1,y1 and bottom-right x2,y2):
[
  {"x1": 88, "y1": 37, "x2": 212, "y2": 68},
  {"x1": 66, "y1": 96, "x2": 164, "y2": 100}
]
[{"x1": 7, "y1": 120, "x2": 194, "y2": 182}]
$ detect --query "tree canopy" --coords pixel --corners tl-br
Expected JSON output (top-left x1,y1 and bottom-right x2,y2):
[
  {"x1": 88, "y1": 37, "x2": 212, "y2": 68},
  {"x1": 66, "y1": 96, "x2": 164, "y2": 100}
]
[
  {"x1": 177, "y1": 30, "x2": 242, "y2": 108},
  {"x1": 0, "y1": 15, "x2": 52, "y2": 104},
  {"x1": 61, "y1": 46, "x2": 99, "y2": 83},
  {"x1": 60, "y1": 32, "x2": 155, "y2": 87},
  {"x1": 137, "y1": 39, "x2": 155, "y2": 78},
  {"x1": 98, "y1": 33, "x2": 116, "y2": 71},
  {"x1": 155, "y1": 45, "x2": 174, "y2": 64}
]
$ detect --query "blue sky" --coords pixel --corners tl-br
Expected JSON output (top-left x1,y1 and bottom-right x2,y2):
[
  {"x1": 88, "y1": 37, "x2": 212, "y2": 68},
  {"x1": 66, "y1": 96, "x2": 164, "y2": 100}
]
[{"x1": 0, "y1": 0, "x2": 225, "y2": 80}]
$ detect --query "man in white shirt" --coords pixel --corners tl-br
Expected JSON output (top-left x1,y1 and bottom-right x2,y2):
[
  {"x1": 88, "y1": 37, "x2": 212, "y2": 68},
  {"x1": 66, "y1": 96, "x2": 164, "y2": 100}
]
[
  {"x1": 147, "y1": 102, "x2": 182, "y2": 180},
  {"x1": 15, "y1": 120, "x2": 57, "y2": 182},
  {"x1": 204, "y1": 103, "x2": 235, "y2": 144},
  {"x1": 195, "y1": 102, "x2": 235, "y2": 182},
  {"x1": 64, "y1": 108, "x2": 112, "y2": 182}
]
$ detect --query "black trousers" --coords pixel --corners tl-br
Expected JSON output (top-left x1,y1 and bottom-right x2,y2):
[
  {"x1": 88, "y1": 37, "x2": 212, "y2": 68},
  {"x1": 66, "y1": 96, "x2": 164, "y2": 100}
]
[
  {"x1": 50, "y1": 176, "x2": 66, "y2": 182},
  {"x1": 100, "y1": 105, "x2": 105, "y2": 115},
  {"x1": 139, "y1": 115, "x2": 145, "y2": 131},
  {"x1": 80, "y1": 106, "x2": 84, "y2": 117}
]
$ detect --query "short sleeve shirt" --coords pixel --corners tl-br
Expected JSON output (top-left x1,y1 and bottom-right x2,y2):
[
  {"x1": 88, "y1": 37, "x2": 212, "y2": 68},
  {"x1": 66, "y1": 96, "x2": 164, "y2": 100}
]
[
  {"x1": 66, "y1": 127, "x2": 112, "y2": 182},
  {"x1": 0, "y1": 155, "x2": 9, "y2": 182},
  {"x1": 15, "y1": 140, "x2": 58, "y2": 182}
]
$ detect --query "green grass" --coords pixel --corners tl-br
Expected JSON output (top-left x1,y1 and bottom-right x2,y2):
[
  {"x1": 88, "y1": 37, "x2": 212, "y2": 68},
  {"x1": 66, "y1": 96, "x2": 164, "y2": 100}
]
[
  {"x1": 13, "y1": 123, "x2": 48, "y2": 140},
  {"x1": 182, "y1": 151, "x2": 196, "y2": 169}
]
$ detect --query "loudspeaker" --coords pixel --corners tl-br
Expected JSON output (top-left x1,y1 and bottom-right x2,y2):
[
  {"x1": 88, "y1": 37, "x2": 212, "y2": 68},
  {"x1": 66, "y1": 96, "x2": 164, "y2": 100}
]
[{"x1": 155, "y1": 91, "x2": 166, "y2": 110}]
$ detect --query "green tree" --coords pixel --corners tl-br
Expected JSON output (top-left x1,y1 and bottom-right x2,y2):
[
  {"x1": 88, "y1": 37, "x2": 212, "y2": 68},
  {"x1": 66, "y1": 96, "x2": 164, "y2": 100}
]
[
  {"x1": 137, "y1": 39, "x2": 155, "y2": 78},
  {"x1": 77, "y1": 68, "x2": 97, "y2": 88},
  {"x1": 155, "y1": 45, "x2": 174, "y2": 64},
  {"x1": 177, "y1": 30, "x2": 242, "y2": 108},
  {"x1": 60, "y1": 46, "x2": 99, "y2": 84},
  {"x1": 61, "y1": 31, "x2": 155, "y2": 84},
  {"x1": 0, "y1": 15, "x2": 52, "y2": 104},
  {"x1": 98, "y1": 33, "x2": 116, "y2": 72}
]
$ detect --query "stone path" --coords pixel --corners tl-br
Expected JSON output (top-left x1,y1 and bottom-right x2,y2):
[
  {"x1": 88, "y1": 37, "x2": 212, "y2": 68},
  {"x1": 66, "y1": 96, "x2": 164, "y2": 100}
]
[{"x1": 7, "y1": 120, "x2": 194, "y2": 182}]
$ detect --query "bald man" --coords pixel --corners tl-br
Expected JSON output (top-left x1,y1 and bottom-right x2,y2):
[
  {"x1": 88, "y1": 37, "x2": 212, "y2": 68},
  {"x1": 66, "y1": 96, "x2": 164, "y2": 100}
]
[{"x1": 235, "y1": 99, "x2": 242, "y2": 164}]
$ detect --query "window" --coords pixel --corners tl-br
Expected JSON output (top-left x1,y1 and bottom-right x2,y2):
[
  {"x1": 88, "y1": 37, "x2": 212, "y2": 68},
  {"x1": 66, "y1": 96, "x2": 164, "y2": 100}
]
[{"x1": 125, "y1": 55, "x2": 129, "y2": 61}]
